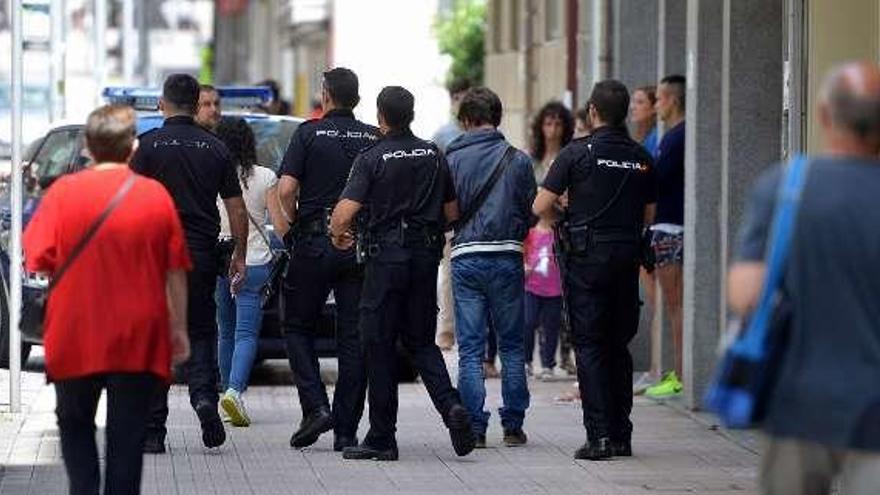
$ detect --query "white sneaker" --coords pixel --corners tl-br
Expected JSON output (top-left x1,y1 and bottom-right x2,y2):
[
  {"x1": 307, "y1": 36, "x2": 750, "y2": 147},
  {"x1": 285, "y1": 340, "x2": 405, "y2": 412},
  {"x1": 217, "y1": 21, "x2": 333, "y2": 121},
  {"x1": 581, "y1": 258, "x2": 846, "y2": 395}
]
[
  {"x1": 219, "y1": 404, "x2": 232, "y2": 423},
  {"x1": 632, "y1": 372, "x2": 659, "y2": 395},
  {"x1": 538, "y1": 368, "x2": 555, "y2": 381},
  {"x1": 220, "y1": 389, "x2": 251, "y2": 427}
]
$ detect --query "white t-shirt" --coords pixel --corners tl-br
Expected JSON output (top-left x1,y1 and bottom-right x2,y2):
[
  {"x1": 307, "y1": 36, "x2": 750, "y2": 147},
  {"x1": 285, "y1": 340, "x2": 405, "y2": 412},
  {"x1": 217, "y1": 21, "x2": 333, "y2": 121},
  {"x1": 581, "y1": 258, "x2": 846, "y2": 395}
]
[{"x1": 218, "y1": 165, "x2": 278, "y2": 266}]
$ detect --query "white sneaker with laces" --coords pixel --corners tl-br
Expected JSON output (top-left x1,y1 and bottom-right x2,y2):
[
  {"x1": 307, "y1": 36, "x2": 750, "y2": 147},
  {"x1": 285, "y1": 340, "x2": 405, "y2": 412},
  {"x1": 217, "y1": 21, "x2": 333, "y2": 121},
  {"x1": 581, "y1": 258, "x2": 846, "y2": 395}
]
[{"x1": 220, "y1": 389, "x2": 251, "y2": 427}]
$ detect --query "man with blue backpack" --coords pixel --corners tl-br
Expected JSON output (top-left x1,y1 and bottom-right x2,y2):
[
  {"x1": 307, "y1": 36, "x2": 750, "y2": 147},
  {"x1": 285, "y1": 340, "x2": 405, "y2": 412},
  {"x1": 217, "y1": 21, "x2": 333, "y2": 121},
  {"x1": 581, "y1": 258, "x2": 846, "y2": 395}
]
[{"x1": 728, "y1": 61, "x2": 880, "y2": 494}]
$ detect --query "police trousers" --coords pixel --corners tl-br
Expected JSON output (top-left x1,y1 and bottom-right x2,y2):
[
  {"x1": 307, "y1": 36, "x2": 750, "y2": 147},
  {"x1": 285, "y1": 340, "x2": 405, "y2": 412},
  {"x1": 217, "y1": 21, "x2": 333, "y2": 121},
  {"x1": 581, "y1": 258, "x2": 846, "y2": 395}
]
[
  {"x1": 360, "y1": 246, "x2": 461, "y2": 449},
  {"x1": 282, "y1": 234, "x2": 366, "y2": 438},
  {"x1": 566, "y1": 242, "x2": 640, "y2": 443},
  {"x1": 148, "y1": 262, "x2": 220, "y2": 439}
]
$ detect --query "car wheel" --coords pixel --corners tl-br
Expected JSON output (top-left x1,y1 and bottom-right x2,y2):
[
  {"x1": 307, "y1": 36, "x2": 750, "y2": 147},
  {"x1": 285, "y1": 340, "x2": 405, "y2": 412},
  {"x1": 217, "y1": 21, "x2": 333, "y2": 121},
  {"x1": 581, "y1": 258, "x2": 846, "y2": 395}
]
[{"x1": 0, "y1": 287, "x2": 32, "y2": 369}]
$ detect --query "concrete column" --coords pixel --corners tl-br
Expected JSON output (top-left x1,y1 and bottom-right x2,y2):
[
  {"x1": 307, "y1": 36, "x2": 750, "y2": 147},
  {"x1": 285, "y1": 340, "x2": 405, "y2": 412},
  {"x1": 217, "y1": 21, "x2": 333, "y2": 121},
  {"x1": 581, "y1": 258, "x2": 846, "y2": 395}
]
[
  {"x1": 658, "y1": 0, "x2": 687, "y2": 80},
  {"x1": 682, "y1": 0, "x2": 784, "y2": 409},
  {"x1": 683, "y1": 0, "x2": 724, "y2": 409},
  {"x1": 723, "y1": 0, "x2": 784, "y2": 258},
  {"x1": 612, "y1": 0, "x2": 658, "y2": 91}
]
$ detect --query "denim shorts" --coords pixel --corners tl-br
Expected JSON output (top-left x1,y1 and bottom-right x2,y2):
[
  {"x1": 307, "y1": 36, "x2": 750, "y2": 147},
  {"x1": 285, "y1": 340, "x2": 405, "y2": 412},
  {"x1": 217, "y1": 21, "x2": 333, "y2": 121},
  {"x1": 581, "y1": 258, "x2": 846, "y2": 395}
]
[{"x1": 651, "y1": 230, "x2": 684, "y2": 267}]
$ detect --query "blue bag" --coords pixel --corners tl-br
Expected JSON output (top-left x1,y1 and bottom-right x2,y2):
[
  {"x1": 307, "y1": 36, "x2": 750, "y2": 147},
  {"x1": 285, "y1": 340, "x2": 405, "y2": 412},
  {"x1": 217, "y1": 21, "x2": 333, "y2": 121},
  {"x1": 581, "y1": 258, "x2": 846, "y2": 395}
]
[{"x1": 704, "y1": 156, "x2": 810, "y2": 429}]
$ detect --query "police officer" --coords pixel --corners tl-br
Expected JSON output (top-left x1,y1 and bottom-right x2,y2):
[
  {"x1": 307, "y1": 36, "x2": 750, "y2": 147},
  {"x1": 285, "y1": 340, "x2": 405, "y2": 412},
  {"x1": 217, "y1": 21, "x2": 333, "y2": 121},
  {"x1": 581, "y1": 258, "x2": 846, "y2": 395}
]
[
  {"x1": 133, "y1": 74, "x2": 249, "y2": 453},
  {"x1": 533, "y1": 79, "x2": 657, "y2": 460},
  {"x1": 329, "y1": 86, "x2": 475, "y2": 461},
  {"x1": 276, "y1": 67, "x2": 377, "y2": 451}
]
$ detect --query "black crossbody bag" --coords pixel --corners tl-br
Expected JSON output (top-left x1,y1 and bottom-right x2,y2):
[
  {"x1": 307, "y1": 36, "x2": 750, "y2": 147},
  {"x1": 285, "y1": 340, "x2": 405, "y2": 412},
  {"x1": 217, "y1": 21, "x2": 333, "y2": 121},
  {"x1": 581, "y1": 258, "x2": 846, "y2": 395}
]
[
  {"x1": 454, "y1": 146, "x2": 516, "y2": 230},
  {"x1": 20, "y1": 173, "x2": 137, "y2": 341}
]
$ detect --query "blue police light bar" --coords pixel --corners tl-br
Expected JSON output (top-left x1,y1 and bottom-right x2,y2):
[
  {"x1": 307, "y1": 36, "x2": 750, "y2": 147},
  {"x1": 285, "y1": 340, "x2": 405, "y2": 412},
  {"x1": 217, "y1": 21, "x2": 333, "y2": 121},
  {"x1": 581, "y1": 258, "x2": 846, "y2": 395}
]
[{"x1": 101, "y1": 86, "x2": 274, "y2": 111}]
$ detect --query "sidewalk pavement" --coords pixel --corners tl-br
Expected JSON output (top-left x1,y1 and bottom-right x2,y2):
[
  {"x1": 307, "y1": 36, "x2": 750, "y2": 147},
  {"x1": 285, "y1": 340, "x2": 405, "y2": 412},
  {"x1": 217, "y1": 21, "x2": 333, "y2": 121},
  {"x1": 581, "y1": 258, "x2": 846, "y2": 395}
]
[{"x1": 1, "y1": 360, "x2": 759, "y2": 495}]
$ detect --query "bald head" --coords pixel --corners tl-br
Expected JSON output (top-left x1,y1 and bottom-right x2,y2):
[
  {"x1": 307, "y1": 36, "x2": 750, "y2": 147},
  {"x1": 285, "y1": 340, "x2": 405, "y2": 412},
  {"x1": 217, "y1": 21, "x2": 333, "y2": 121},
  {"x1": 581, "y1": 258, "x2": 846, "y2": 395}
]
[{"x1": 820, "y1": 62, "x2": 880, "y2": 142}]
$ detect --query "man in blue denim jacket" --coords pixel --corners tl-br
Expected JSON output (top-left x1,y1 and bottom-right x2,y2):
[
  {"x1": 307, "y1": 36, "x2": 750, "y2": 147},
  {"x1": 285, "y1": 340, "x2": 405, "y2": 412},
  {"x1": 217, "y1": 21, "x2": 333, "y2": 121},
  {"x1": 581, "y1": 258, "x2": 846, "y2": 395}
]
[{"x1": 445, "y1": 87, "x2": 536, "y2": 448}]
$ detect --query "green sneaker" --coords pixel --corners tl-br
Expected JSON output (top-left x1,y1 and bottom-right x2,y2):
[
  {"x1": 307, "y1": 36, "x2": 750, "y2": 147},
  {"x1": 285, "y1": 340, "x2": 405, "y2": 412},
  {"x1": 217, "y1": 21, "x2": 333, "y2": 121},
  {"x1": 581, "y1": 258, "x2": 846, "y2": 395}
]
[
  {"x1": 220, "y1": 389, "x2": 251, "y2": 427},
  {"x1": 645, "y1": 372, "x2": 683, "y2": 398}
]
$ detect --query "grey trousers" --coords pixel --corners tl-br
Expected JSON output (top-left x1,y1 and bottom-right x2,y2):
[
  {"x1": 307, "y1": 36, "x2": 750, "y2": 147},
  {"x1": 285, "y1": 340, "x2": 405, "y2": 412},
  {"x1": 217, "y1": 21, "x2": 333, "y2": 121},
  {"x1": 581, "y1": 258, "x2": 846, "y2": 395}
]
[{"x1": 761, "y1": 437, "x2": 880, "y2": 495}]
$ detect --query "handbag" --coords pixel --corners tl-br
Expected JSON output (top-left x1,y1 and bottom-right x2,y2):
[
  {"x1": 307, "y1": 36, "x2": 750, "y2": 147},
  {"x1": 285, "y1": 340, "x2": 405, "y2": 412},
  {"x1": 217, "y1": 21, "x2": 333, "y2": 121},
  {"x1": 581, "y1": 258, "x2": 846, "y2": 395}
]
[
  {"x1": 243, "y1": 208, "x2": 288, "y2": 309},
  {"x1": 20, "y1": 173, "x2": 137, "y2": 342},
  {"x1": 703, "y1": 155, "x2": 810, "y2": 429}
]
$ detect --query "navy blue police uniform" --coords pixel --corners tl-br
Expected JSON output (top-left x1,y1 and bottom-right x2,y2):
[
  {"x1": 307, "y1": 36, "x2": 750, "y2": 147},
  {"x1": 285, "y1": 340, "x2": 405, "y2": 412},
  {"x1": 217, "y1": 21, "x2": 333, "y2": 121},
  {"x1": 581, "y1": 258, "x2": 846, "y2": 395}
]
[
  {"x1": 541, "y1": 125, "x2": 657, "y2": 457},
  {"x1": 278, "y1": 109, "x2": 378, "y2": 445},
  {"x1": 131, "y1": 115, "x2": 242, "y2": 447},
  {"x1": 340, "y1": 129, "x2": 468, "y2": 454}
]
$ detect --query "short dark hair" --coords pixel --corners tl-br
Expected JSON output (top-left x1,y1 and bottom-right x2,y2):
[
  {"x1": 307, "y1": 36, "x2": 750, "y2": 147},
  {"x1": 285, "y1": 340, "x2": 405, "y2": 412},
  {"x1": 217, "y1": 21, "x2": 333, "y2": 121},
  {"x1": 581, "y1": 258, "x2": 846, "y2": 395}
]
[
  {"x1": 377, "y1": 86, "x2": 415, "y2": 130},
  {"x1": 322, "y1": 68, "x2": 360, "y2": 109},
  {"x1": 457, "y1": 87, "x2": 503, "y2": 127},
  {"x1": 199, "y1": 84, "x2": 217, "y2": 93},
  {"x1": 588, "y1": 79, "x2": 630, "y2": 127},
  {"x1": 257, "y1": 79, "x2": 280, "y2": 100},
  {"x1": 660, "y1": 74, "x2": 686, "y2": 111},
  {"x1": 162, "y1": 73, "x2": 200, "y2": 114},
  {"x1": 85, "y1": 104, "x2": 137, "y2": 163}
]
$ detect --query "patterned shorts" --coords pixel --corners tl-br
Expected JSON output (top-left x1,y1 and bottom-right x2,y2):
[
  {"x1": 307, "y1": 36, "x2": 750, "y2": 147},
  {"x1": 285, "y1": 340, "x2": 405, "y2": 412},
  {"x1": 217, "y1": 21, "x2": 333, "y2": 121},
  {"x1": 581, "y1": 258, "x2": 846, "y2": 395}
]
[{"x1": 651, "y1": 230, "x2": 684, "y2": 267}]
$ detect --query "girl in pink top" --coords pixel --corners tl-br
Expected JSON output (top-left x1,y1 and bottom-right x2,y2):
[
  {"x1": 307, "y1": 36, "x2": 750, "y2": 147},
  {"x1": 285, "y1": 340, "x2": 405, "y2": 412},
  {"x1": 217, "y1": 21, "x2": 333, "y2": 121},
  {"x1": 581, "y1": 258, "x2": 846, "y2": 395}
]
[{"x1": 523, "y1": 218, "x2": 563, "y2": 379}]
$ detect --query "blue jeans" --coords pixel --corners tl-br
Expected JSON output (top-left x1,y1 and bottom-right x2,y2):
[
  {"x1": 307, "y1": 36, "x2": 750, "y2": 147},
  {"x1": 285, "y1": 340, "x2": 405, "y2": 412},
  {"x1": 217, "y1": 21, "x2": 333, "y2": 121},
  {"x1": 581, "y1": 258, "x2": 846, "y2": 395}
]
[
  {"x1": 452, "y1": 253, "x2": 530, "y2": 435},
  {"x1": 216, "y1": 263, "x2": 271, "y2": 393}
]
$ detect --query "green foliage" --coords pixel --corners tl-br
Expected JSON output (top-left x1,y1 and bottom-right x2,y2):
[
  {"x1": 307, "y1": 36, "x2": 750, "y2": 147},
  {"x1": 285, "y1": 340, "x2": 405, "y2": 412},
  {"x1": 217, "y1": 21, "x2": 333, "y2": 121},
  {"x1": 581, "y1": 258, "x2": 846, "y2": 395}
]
[
  {"x1": 436, "y1": 0, "x2": 486, "y2": 88},
  {"x1": 199, "y1": 45, "x2": 214, "y2": 85}
]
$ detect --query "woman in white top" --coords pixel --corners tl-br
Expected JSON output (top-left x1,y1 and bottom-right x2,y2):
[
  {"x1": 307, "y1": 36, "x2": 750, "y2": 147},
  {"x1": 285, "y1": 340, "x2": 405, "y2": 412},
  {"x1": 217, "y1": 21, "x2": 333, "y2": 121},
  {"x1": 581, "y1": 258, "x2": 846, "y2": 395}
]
[{"x1": 214, "y1": 118, "x2": 284, "y2": 426}]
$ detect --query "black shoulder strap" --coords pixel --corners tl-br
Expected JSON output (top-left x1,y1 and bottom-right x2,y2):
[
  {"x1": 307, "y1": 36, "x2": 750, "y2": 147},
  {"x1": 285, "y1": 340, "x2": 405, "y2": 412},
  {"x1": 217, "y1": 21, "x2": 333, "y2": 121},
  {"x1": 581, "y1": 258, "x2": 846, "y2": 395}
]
[
  {"x1": 579, "y1": 138, "x2": 644, "y2": 226},
  {"x1": 455, "y1": 146, "x2": 516, "y2": 230},
  {"x1": 48, "y1": 172, "x2": 137, "y2": 291}
]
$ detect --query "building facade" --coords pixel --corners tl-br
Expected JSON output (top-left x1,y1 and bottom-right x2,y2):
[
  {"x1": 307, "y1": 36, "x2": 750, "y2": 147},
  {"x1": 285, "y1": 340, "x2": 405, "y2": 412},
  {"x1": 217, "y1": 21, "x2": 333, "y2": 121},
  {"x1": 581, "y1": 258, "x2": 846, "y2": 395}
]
[{"x1": 486, "y1": 0, "x2": 880, "y2": 407}]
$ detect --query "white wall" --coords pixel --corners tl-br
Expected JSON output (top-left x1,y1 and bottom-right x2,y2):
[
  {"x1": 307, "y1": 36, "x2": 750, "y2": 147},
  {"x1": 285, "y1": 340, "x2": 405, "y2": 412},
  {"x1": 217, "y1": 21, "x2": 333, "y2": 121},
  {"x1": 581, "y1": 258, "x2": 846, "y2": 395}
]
[{"x1": 332, "y1": 0, "x2": 450, "y2": 138}]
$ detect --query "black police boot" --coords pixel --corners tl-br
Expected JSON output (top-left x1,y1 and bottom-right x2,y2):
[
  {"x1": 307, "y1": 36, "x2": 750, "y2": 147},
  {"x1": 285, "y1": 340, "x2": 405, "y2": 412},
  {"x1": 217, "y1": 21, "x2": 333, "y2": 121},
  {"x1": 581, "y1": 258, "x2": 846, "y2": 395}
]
[
  {"x1": 290, "y1": 407, "x2": 333, "y2": 449},
  {"x1": 574, "y1": 437, "x2": 612, "y2": 460},
  {"x1": 195, "y1": 401, "x2": 226, "y2": 449},
  {"x1": 142, "y1": 432, "x2": 166, "y2": 454},
  {"x1": 611, "y1": 440, "x2": 632, "y2": 457},
  {"x1": 333, "y1": 434, "x2": 359, "y2": 452},
  {"x1": 502, "y1": 428, "x2": 528, "y2": 447},
  {"x1": 445, "y1": 403, "x2": 477, "y2": 457},
  {"x1": 342, "y1": 442, "x2": 399, "y2": 461}
]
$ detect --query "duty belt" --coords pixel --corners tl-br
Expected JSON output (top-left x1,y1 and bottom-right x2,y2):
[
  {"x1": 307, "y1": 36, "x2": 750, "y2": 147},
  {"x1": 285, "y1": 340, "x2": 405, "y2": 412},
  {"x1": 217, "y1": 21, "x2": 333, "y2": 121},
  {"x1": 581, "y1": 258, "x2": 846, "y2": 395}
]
[
  {"x1": 559, "y1": 223, "x2": 640, "y2": 254},
  {"x1": 357, "y1": 218, "x2": 442, "y2": 263}
]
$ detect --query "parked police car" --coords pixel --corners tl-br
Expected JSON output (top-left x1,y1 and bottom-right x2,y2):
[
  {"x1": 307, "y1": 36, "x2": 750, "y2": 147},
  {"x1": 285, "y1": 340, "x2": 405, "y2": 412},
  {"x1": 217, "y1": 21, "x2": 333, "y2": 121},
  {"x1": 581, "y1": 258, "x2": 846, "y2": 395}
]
[{"x1": 0, "y1": 87, "x2": 339, "y2": 369}]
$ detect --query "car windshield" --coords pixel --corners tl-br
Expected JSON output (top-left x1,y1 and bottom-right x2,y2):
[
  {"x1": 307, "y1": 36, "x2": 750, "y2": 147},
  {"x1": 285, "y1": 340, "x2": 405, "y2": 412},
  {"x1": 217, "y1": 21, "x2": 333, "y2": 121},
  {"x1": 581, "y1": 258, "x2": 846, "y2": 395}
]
[
  {"x1": 133, "y1": 114, "x2": 298, "y2": 173},
  {"x1": 247, "y1": 117, "x2": 298, "y2": 172}
]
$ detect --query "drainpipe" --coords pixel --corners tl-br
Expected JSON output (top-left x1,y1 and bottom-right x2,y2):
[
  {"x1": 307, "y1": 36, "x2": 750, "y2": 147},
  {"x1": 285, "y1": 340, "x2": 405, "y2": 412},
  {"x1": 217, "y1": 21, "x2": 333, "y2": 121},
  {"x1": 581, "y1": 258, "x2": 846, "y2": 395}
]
[{"x1": 565, "y1": 0, "x2": 579, "y2": 108}]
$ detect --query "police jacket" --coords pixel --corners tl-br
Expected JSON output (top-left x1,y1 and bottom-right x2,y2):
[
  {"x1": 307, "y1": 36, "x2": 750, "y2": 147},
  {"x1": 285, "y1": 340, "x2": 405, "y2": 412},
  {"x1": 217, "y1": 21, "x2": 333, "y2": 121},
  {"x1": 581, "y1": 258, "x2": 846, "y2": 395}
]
[
  {"x1": 445, "y1": 129, "x2": 536, "y2": 259},
  {"x1": 279, "y1": 109, "x2": 379, "y2": 224},
  {"x1": 131, "y1": 116, "x2": 241, "y2": 255},
  {"x1": 340, "y1": 129, "x2": 455, "y2": 238},
  {"x1": 542, "y1": 126, "x2": 657, "y2": 237}
]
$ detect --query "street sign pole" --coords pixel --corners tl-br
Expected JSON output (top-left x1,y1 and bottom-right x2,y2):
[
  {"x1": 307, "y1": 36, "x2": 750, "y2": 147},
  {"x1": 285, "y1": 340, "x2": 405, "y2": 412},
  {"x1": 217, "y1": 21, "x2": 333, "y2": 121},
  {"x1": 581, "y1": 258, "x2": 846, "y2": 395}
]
[
  {"x1": 122, "y1": 0, "x2": 135, "y2": 84},
  {"x1": 9, "y1": 0, "x2": 24, "y2": 413},
  {"x1": 49, "y1": 0, "x2": 64, "y2": 122},
  {"x1": 93, "y1": 0, "x2": 106, "y2": 107}
]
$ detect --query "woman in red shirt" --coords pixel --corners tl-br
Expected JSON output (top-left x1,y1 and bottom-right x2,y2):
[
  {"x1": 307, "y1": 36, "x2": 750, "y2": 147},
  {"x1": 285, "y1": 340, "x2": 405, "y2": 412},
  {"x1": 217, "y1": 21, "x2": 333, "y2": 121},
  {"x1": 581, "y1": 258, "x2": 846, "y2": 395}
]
[{"x1": 24, "y1": 104, "x2": 191, "y2": 495}]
